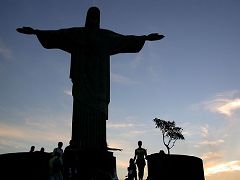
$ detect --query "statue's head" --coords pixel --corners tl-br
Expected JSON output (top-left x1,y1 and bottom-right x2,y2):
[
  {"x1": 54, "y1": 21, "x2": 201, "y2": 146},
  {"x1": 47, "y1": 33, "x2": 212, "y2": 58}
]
[{"x1": 85, "y1": 6, "x2": 100, "y2": 29}]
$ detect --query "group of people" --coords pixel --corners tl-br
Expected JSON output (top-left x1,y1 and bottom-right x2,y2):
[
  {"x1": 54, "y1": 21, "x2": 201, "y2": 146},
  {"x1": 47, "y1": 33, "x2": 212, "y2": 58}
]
[
  {"x1": 29, "y1": 140, "x2": 148, "y2": 180},
  {"x1": 49, "y1": 141, "x2": 78, "y2": 180},
  {"x1": 29, "y1": 141, "x2": 77, "y2": 180},
  {"x1": 126, "y1": 141, "x2": 147, "y2": 180},
  {"x1": 29, "y1": 145, "x2": 45, "y2": 153}
]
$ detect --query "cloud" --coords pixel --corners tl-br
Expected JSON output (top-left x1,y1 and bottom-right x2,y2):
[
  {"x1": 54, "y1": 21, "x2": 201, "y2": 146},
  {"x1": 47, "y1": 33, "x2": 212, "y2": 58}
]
[
  {"x1": 0, "y1": 139, "x2": 25, "y2": 150},
  {"x1": 205, "y1": 161, "x2": 240, "y2": 176},
  {"x1": 107, "y1": 123, "x2": 135, "y2": 128},
  {"x1": 117, "y1": 159, "x2": 128, "y2": 169},
  {"x1": 107, "y1": 122, "x2": 144, "y2": 129},
  {"x1": 194, "y1": 125, "x2": 226, "y2": 149},
  {"x1": 64, "y1": 90, "x2": 72, "y2": 96},
  {"x1": 202, "y1": 151, "x2": 224, "y2": 163},
  {"x1": 206, "y1": 170, "x2": 240, "y2": 180},
  {"x1": 107, "y1": 122, "x2": 147, "y2": 137},
  {"x1": 25, "y1": 117, "x2": 57, "y2": 129},
  {"x1": 177, "y1": 122, "x2": 201, "y2": 138},
  {"x1": 0, "y1": 122, "x2": 26, "y2": 139},
  {"x1": 0, "y1": 40, "x2": 12, "y2": 60},
  {"x1": 130, "y1": 53, "x2": 143, "y2": 68},
  {"x1": 217, "y1": 99, "x2": 240, "y2": 116},
  {"x1": 0, "y1": 118, "x2": 70, "y2": 147},
  {"x1": 201, "y1": 124, "x2": 209, "y2": 138},
  {"x1": 111, "y1": 73, "x2": 139, "y2": 85},
  {"x1": 199, "y1": 139, "x2": 224, "y2": 146},
  {"x1": 122, "y1": 130, "x2": 147, "y2": 137},
  {"x1": 185, "y1": 122, "x2": 229, "y2": 151},
  {"x1": 202, "y1": 91, "x2": 240, "y2": 117}
]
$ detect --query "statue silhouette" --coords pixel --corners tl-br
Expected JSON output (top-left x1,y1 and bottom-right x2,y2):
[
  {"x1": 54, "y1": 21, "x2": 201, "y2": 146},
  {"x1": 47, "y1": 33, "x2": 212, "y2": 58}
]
[{"x1": 17, "y1": 6, "x2": 164, "y2": 151}]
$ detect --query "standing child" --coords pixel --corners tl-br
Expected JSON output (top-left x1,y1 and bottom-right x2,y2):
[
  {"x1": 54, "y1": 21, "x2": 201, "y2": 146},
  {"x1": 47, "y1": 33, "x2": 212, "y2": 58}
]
[{"x1": 126, "y1": 158, "x2": 137, "y2": 180}]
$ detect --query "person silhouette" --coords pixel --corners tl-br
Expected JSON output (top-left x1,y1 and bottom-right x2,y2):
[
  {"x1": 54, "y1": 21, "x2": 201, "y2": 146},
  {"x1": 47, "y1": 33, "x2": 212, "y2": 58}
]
[
  {"x1": 49, "y1": 151, "x2": 64, "y2": 180},
  {"x1": 40, "y1": 147, "x2": 45, "y2": 153},
  {"x1": 134, "y1": 141, "x2": 147, "y2": 180},
  {"x1": 16, "y1": 6, "x2": 165, "y2": 151},
  {"x1": 63, "y1": 140, "x2": 78, "y2": 178},
  {"x1": 53, "y1": 142, "x2": 64, "y2": 157},
  {"x1": 29, "y1": 145, "x2": 35, "y2": 152},
  {"x1": 126, "y1": 158, "x2": 137, "y2": 180},
  {"x1": 159, "y1": 149, "x2": 165, "y2": 156}
]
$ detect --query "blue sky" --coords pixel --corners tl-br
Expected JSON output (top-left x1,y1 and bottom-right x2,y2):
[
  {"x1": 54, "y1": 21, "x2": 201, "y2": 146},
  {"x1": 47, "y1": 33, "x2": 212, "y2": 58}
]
[{"x1": 1, "y1": 0, "x2": 240, "y2": 179}]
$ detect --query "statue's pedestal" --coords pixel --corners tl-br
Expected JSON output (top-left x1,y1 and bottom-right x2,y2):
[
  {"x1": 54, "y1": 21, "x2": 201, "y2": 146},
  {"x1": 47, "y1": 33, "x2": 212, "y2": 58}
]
[
  {"x1": 71, "y1": 150, "x2": 118, "y2": 179},
  {"x1": 146, "y1": 153, "x2": 205, "y2": 180}
]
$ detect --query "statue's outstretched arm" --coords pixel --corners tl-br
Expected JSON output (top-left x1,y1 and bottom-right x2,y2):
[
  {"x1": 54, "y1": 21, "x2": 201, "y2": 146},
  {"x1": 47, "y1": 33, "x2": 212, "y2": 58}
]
[
  {"x1": 16, "y1": 26, "x2": 37, "y2": 35},
  {"x1": 16, "y1": 26, "x2": 73, "y2": 53},
  {"x1": 145, "y1": 33, "x2": 165, "y2": 41}
]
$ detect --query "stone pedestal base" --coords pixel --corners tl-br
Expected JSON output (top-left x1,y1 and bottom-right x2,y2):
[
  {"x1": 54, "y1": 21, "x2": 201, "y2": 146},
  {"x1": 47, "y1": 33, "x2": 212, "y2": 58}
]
[
  {"x1": 70, "y1": 150, "x2": 118, "y2": 179},
  {"x1": 0, "y1": 152, "x2": 51, "y2": 180},
  {"x1": 147, "y1": 153, "x2": 205, "y2": 180}
]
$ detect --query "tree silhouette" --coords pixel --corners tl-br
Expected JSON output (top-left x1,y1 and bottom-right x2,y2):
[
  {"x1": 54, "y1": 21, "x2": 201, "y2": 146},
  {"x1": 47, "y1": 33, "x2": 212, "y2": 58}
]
[{"x1": 153, "y1": 118, "x2": 184, "y2": 154}]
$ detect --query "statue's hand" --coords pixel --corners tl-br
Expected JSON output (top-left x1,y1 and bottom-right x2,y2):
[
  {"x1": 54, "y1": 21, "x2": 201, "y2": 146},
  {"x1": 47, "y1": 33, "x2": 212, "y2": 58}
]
[
  {"x1": 16, "y1": 27, "x2": 35, "y2": 35},
  {"x1": 146, "y1": 33, "x2": 165, "y2": 41}
]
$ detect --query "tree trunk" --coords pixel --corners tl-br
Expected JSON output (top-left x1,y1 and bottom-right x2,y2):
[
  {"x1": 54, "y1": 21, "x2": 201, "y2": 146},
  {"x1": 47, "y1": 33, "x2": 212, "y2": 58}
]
[{"x1": 167, "y1": 146, "x2": 170, "y2": 154}]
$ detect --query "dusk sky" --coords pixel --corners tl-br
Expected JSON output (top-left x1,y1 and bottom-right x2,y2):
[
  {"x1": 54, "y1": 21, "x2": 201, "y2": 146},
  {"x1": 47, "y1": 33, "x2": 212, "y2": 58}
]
[{"x1": 1, "y1": 0, "x2": 240, "y2": 179}]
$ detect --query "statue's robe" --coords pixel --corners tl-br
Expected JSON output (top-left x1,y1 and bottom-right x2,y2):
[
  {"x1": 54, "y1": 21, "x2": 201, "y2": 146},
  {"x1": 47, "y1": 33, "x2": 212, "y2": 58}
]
[{"x1": 36, "y1": 27, "x2": 145, "y2": 150}]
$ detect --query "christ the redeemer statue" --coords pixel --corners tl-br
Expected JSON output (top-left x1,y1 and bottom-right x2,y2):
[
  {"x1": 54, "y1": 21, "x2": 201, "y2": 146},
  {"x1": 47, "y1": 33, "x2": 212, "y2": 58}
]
[{"x1": 17, "y1": 7, "x2": 164, "y2": 151}]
